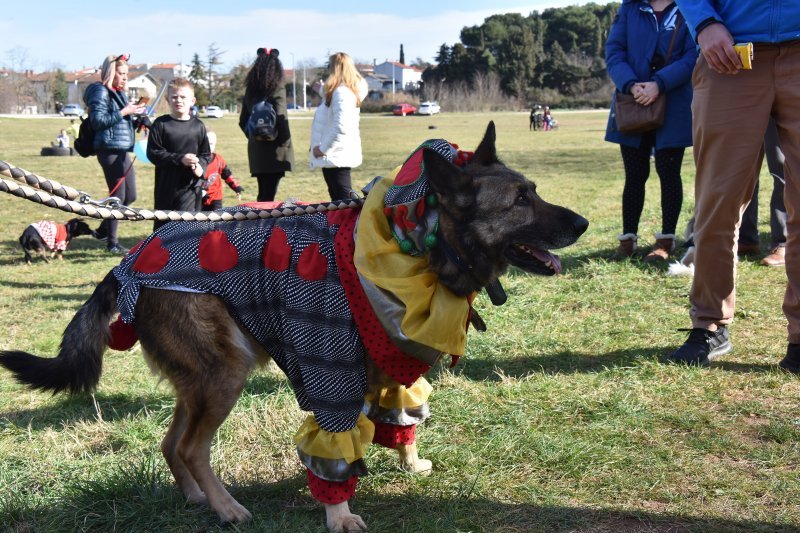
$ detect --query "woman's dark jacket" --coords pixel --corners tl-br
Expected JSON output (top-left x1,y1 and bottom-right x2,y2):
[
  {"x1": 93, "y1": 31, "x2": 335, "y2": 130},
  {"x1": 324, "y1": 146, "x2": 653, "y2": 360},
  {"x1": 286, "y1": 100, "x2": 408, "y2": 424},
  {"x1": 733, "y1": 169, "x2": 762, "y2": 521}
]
[
  {"x1": 84, "y1": 82, "x2": 135, "y2": 152},
  {"x1": 239, "y1": 85, "x2": 294, "y2": 175},
  {"x1": 605, "y1": 0, "x2": 699, "y2": 149}
]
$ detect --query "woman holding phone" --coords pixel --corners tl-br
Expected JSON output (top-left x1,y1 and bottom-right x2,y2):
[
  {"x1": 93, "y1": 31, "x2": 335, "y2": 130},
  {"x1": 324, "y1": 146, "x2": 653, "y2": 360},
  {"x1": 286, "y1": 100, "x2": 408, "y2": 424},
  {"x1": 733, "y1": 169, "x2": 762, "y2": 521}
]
[{"x1": 84, "y1": 53, "x2": 147, "y2": 253}]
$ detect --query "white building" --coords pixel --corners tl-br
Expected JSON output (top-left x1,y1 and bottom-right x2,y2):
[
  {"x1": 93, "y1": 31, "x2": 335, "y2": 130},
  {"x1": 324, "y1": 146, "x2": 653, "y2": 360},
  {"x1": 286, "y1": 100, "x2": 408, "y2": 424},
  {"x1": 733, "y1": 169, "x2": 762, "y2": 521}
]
[{"x1": 373, "y1": 61, "x2": 423, "y2": 91}]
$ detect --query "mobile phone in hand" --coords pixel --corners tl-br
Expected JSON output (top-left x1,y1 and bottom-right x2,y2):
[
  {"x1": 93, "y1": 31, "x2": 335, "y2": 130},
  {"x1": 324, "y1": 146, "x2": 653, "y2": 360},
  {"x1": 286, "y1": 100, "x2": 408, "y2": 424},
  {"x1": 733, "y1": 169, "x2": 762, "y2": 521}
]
[{"x1": 136, "y1": 96, "x2": 150, "y2": 105}]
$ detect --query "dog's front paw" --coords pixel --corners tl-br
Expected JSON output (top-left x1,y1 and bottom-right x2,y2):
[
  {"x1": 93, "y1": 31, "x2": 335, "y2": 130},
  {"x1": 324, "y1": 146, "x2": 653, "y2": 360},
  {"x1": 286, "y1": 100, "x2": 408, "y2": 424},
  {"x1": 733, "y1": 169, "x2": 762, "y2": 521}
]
[
  {"x1": 397, "y1": 443, "x2": 433, "y2": 476},
  {"x1": 401, "y1": 456, "x2": 433, "y2": 476},
  {"x1": 214, "y1": 498, "x2": 252, "y2": 525},
  {"x1": 325, "y1": 501, "x2": 367, "y2": 532}
]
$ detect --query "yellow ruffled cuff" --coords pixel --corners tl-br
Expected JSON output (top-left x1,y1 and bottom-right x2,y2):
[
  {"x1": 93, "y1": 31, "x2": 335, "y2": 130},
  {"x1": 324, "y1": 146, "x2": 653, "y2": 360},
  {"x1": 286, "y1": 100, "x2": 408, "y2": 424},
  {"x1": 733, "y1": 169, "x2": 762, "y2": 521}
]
[
  {"x1": 294, "y1": 412, "x2": 375, "y2": 464},
  {"x1": 365, "y1": 377, "x2": 433, "y2": 410}
]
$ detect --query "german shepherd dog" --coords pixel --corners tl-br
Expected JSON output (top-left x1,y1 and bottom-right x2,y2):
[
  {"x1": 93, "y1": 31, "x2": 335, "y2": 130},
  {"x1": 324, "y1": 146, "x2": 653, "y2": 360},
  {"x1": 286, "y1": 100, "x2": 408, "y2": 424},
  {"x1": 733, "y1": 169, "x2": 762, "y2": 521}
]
[
  {"x1": 0, "y1": 123, "x2": 588, "y2": 531},
  {"x1": 19, "y1": 218, "x2": 96, "y2": 264}
]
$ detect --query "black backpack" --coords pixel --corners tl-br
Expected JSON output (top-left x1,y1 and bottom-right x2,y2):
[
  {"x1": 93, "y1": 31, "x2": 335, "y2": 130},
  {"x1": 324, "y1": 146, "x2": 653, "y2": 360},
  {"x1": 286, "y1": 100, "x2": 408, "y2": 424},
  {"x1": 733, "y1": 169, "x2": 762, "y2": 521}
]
[
  {"x1": 245, "y1": 98, "x2": 277, "y2": 141},
  {"x1": 73, "y1": 116, "x2": 96, "y2": 158}
]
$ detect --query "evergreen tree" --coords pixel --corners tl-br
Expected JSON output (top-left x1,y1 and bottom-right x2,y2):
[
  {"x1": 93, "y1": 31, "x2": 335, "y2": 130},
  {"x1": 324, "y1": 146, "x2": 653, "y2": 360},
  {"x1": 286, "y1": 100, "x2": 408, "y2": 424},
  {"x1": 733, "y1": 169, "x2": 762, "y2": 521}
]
[
  {"x1": 399, "y1": 44, "x2": 405, "y2": 65},
  {"x1": 53, "y1": 69, "x2": 67, "y2": 107},
  {"x1": 188, "y1": 53, "x2": 208, "y2": 106}
]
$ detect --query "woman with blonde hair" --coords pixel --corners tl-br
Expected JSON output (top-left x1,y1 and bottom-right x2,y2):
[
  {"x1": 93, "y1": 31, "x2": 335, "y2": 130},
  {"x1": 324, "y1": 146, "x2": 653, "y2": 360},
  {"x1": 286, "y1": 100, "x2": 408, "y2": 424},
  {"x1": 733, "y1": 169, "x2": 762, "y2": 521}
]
[
  {"x1": 310, "y1": 52, "x2": 368, "y2": 200},
  {"x1": 84, "y1": 53, "x2": 147, "y2": 253}
]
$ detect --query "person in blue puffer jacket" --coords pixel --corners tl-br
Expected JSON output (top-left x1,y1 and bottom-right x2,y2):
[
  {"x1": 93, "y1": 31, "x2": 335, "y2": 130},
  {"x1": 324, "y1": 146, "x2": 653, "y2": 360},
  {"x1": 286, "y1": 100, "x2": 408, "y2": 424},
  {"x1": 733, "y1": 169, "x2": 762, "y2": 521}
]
[
  {"x1": 605, "y1": 0, "x2": 698, "y2": 262},
  {"x1": 668, "y1": 0, "x2": 800, "y2": 371},
  {"x1": 84, "y1": 53, "x2": 147, "y2": 253}
]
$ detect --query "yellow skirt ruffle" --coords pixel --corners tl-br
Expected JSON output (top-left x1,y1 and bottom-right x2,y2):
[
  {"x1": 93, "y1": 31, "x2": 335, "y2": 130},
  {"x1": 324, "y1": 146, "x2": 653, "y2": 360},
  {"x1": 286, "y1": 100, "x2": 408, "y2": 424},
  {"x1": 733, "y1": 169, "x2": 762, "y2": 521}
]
[
  {"x1": 294, "y1": 412, "x2": 375, "y2": 464},
  {"x1": 365, "y1": 376, "x2": 433, "y2": 410}
]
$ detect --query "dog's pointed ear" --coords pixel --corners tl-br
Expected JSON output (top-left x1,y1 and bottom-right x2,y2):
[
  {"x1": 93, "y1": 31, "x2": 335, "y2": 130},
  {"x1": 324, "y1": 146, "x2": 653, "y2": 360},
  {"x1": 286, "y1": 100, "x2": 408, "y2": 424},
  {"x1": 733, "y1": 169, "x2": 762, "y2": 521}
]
[
  {"x1": 470, "y1": 121, "x2": 498, "y2": 166},
  {"x1": 423, "y1": 147, "x2": 473, "y2": 197}
]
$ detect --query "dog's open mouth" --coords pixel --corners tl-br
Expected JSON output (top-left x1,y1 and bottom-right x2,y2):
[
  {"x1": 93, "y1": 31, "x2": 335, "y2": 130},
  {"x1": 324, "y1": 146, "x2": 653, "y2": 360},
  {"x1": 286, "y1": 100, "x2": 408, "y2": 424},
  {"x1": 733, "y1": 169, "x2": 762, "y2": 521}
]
[{"x1": 507, "y1": 244, "x2": 562, "y2": 275}]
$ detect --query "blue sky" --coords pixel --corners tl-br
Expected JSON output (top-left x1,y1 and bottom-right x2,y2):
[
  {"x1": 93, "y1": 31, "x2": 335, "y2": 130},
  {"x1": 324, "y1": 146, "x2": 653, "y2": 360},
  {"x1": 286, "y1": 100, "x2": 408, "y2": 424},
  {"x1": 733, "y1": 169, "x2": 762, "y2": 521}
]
[{"x1": 5, "y1": 1, "x2": 592, "y2": 73}]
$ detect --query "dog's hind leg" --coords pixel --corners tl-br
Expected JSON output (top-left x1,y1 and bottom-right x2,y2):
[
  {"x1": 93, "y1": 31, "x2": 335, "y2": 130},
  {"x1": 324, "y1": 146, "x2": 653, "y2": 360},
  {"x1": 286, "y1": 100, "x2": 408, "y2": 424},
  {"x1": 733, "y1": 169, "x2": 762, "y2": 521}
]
[
  {"x1": 137, "y1": 290, "x2": 255, "y2": 524},
  {"x1": 177, "y1": 383, "x2": 252, "y2": 523},
  {"x1": 161, "y1": 398, "x2": 206, "y2": 504}
]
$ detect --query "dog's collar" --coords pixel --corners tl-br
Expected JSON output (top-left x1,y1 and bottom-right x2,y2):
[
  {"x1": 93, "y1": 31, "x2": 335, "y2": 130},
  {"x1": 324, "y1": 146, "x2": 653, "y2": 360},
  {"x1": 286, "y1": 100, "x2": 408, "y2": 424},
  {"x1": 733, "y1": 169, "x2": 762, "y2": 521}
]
[{"x1": 438, "y1": 234, "x2": 507, "y2": 306}]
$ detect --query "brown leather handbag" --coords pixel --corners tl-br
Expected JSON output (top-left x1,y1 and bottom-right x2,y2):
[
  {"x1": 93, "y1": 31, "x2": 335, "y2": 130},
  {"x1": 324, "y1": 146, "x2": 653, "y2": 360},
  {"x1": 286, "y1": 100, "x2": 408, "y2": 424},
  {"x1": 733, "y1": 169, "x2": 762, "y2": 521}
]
[{"x1": 614, "y1": 12, "x2": 683, "y2": 135}]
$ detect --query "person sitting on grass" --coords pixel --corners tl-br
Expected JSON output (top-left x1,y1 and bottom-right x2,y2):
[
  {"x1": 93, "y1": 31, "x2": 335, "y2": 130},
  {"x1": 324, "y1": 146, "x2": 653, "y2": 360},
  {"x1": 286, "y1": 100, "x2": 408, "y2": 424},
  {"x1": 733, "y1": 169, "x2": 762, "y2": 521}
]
[{"x1": 51, "y1": 128, "x2": 70, "y2": 148}]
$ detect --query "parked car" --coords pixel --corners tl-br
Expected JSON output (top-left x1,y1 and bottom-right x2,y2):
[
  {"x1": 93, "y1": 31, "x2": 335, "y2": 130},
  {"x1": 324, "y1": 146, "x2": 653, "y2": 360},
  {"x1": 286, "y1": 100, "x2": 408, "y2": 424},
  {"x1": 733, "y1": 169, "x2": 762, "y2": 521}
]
[
  {"x1": 205, "y1": 105, "x2": 224, "y2": 118},
  {"x1": 61, "y1": 103, "x2": 84, "y2": 117},
  {"x1": 392, "y1": 103, "x2": 416, "y2": 116},
  {"x1": 418, "y1": 101, "x2": 441, "y2": 115}
]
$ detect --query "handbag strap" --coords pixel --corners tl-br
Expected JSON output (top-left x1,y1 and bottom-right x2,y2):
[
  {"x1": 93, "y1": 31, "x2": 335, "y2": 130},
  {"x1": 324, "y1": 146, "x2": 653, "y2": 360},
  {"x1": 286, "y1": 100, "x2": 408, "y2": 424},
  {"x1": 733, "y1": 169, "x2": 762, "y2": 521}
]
[{"x1": 664, "y1": 11, "x2": 683, "y2": 64}]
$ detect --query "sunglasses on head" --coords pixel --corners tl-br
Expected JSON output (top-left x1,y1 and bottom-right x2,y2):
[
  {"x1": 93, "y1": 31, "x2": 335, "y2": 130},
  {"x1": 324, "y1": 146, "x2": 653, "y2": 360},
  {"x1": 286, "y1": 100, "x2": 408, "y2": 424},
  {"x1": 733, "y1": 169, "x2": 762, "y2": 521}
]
[{"x1": 114, "y1": 53, "x2": 130, "y2": 62}]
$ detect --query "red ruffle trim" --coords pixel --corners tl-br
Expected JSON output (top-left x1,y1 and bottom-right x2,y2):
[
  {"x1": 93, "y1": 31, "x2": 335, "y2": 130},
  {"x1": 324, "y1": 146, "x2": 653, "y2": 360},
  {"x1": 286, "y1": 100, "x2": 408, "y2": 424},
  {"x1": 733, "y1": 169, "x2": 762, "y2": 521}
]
[
  {"x1": 372, "y1": 421, "x2": 416, "y2": 448},
  {"x1": 306, "y1": 468, "x2": 358, "y2": 504}
]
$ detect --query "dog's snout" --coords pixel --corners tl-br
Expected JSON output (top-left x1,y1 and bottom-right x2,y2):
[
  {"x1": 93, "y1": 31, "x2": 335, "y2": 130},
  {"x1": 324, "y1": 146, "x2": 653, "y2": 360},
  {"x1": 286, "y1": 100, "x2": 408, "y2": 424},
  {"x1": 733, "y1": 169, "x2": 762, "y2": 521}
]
[{"x1": 573, "y1": 214, "x2": 589, "y2": 236}]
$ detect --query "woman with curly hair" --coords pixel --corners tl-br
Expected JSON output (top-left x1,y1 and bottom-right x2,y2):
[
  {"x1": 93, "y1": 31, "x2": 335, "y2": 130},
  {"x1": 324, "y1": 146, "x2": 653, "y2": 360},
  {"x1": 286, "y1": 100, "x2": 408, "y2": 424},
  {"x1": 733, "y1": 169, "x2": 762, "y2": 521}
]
[
  {"x1": 239, "y1": 47, "x2": 294, "y2": 201},
  {"x1": 309, "y1": 52, "x2": 368, "y2": 201}
]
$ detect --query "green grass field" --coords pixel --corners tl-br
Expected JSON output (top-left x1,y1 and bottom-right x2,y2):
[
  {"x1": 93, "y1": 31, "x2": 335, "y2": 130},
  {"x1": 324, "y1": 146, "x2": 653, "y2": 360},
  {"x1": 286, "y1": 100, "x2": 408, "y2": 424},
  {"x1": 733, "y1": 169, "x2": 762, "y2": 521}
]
[{"x1": 1, "y1": 110, "x2": 798, "y2": 532}]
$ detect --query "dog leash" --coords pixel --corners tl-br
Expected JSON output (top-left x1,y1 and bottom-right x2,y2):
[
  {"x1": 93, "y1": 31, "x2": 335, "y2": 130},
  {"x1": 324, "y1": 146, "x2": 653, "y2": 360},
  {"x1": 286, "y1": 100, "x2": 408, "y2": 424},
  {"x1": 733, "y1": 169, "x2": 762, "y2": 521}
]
[{"x1": 0, "y1": 159, "x2": 364, "y2": 222}]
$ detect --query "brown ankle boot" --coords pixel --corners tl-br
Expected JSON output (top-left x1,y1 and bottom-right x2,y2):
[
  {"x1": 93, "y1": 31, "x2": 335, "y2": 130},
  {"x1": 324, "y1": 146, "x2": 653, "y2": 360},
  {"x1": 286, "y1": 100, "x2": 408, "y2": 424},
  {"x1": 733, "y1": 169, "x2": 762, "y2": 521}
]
[
  {"x1": 615, "y1": 233, "x2": 637, "y2": 257},
  {"x1": 761, "y1": 245, "x2": 786, "y2": 267},
  {"x1": 644, "y1": 233, "x2": 675, "y2": 262}
]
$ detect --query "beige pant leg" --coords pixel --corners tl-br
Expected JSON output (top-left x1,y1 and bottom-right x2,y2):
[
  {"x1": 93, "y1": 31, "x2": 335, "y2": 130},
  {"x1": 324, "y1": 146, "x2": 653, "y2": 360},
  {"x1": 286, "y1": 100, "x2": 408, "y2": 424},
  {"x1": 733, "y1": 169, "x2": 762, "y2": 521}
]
[
  {"x1": 774, "y1": 43, "x2": 800, "y2": 343},
  {"x1": 689, "y1": 55, "x2": 773, "y2": 328}
]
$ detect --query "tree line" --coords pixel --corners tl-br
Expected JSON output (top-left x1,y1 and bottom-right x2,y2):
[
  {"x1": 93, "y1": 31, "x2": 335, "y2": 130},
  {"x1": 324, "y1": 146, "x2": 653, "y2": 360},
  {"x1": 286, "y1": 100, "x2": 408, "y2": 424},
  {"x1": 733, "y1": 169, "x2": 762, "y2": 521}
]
[
  {"x1": 1, "y1": 3, "x2": 621, "y2": 113},
  {"x1": 421, "y1": 2, "x2": 620, "y2": 109}
]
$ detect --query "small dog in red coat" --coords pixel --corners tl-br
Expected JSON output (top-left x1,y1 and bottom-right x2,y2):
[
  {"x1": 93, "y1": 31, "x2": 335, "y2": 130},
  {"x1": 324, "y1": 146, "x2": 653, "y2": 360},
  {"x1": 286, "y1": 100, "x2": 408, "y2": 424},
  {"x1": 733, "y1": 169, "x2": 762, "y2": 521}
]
[{"x1": 19, "y1": 218, "x2": 96, "y2": 264}]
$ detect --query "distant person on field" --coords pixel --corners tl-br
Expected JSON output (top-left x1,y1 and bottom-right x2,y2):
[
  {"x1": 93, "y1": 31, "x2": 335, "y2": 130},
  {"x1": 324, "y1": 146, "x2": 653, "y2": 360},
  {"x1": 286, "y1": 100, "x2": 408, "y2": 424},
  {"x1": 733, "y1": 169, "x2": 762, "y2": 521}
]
[
  {"x1": 67, "y1": 119, "x2": 80, "y2": 142},
  {"x1": 605, "y1": 0, "x2": 697, "y2": 262},
  {"x1": 239, "y1": 47, "x2": 294, "y2": 201},
  {"x1": 309, "y1": 51, "x2": 368, "y2": 201},
  {"x1": 52, "y1": 128, "x2": 70, "y2": 148},
  {"x1": 201, "y1": 131, "x2": 244, "y2": 211},
  {"x1": 542, "y1": 106, "x2": 554, "y2": 131},
  {"x1": 146, "y1": 77, "x2": 211, "y2": 231},
  {"x1": 84, "y1": 53, "x2": 147, "y2": 254}
]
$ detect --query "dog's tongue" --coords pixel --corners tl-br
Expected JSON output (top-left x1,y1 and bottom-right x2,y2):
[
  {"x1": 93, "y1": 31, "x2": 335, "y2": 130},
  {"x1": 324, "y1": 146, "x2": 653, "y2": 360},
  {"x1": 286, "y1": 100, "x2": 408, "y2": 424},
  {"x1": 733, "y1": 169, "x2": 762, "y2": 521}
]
[{"x1": 531, "y1": 248, "x2": 562, "y2": 274}]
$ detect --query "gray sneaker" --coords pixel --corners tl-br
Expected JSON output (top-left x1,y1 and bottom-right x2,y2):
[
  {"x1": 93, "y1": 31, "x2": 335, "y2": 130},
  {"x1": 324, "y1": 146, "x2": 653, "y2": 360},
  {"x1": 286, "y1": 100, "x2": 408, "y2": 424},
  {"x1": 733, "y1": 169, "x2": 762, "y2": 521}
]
[{"x1": 668, "y1": 326, "x2": 732, "y2": 366}]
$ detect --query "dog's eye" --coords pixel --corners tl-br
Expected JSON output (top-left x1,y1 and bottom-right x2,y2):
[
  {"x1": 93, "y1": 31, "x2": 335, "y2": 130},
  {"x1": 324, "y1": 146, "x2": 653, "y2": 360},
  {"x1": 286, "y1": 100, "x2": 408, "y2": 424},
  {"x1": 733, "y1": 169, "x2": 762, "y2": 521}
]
[{"x1": 515, "y1": 193, "x2": 530, "y2": 206}]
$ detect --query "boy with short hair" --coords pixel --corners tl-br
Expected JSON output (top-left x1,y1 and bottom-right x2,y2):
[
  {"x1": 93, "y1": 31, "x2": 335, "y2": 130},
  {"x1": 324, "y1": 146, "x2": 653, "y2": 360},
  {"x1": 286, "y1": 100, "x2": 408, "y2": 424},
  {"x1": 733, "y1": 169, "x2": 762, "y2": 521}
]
[
  {"x1": 201, "y1": 131, "x2": 244, "y2": 211},
  {"x1": 146, "y1": 78, "x2": 211, "y2": 230},
  {"x1": 52, "y1": 128, "x2": 70, "y2": 148}
]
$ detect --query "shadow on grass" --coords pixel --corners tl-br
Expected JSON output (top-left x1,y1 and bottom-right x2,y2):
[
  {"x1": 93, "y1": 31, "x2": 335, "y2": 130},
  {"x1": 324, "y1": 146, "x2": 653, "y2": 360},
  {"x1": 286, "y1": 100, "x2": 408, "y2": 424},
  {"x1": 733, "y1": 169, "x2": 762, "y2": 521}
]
[
  {"x1": 0, "y1": 391, "x2": 173, "y2": 431},
  {"x1": 452, "y1": 347, "x2": 777, "y2": 381},
  {"x1": 2, "y1": 462, "x2": 795, "y2": 532},
  {"x1": 0, "y1": 372, "x2": 289, "y2": 431}
]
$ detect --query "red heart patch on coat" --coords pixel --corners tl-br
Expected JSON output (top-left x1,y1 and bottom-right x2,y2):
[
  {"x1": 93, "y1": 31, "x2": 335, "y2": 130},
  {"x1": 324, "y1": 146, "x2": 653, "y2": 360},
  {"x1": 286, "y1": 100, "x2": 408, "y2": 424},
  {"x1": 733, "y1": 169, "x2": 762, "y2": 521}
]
[
  {"x1": 297, "y1": 243, "x2": 328, "y2": 281},
  {"x1": 263, "y1": 226, "x2": 291, "y2": 272},
  {"x1": 132, "y1": 237, "x2": 170, "y2": 274},
  {"x1": 198, "y1": 230, "x2": 239, "y2": 273}
]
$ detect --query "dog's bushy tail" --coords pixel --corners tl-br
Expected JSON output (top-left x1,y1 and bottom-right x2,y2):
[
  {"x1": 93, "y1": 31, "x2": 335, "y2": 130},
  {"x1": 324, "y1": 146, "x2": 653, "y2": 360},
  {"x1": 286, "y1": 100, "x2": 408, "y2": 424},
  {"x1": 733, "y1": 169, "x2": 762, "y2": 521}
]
[{"x1": 0, "y1": 271, "x2": 119, "y2": 394}]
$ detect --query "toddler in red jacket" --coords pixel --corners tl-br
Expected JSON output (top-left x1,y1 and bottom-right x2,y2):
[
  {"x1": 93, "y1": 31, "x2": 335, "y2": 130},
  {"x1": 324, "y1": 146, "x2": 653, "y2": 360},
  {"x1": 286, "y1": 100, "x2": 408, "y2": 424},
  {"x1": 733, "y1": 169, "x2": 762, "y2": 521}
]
[{"x1": 202, "y1": 131, "x2": 244, "y2": 210}]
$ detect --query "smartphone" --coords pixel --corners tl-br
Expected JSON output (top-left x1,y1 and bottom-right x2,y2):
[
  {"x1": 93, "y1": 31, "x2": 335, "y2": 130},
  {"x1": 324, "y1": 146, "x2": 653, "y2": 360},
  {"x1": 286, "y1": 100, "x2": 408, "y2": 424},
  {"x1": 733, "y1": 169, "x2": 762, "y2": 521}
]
[
  {"x1": 734, "y1": 42, "x2": 753, "y2": 69},
  {"x1": 136, "y1": 96, "x2": 150, "y2": 105}
]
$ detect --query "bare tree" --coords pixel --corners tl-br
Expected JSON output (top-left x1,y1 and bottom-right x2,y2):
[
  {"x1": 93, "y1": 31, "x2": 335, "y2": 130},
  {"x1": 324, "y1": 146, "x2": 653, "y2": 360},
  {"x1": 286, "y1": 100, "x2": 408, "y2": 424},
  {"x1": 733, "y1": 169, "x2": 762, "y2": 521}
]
[
  {"x1": 4, "y1": 47, "x2": 35, "y2": 113},
  {"x1": 206, "y1": 43, "x2": 226, "y2": 104}
]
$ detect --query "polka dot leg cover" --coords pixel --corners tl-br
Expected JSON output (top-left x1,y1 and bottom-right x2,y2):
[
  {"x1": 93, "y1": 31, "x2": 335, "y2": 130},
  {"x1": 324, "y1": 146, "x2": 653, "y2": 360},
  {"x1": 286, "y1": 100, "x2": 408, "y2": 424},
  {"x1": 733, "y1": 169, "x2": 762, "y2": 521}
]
[
  {"x1": 306, "y1": 468, "x2": 358, "y2": 505},
  {"x1": 372, "y1": 421, "x2": 416, "y2": 448}
]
